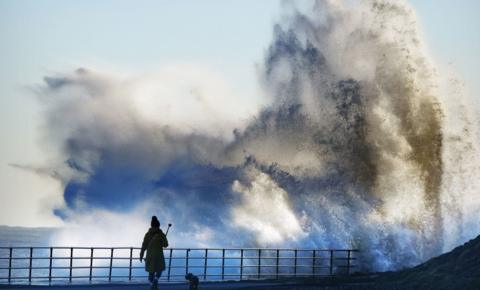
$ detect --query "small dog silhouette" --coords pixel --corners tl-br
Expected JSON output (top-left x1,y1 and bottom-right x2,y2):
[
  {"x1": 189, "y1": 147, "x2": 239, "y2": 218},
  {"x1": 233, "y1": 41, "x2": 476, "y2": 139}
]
[{"x1": 185, "y1": 273, "x2": 199, "y2": 290}]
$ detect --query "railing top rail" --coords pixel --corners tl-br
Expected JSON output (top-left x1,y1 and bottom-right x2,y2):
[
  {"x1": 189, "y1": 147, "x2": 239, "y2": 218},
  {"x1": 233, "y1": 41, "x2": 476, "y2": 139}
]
[{"x1": 0, "y1": 246, "x2": 359, "y2": 251}]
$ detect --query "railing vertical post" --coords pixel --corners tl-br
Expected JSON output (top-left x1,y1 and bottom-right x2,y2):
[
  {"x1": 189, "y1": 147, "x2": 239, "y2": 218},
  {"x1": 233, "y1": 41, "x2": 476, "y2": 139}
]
[
  {"x1": 109, "y1": 248, "x2": 113, "y2": 282},
  {"x1": 240, "y1": 249, "x2": 244, "y2": 281},
  {"x1": 257, "y1": 249, "x2": 261, "y2": 279},
  {"x1": 203, "y1": 249, "x2": 208, "y2": 280},
  {"x1": 186, "y1": 249, "x2": 190, "y2": 276},
  {"x1": 28, "y1": 247, "x2": 33, "y2": 283},
  {"x1": 294, "y1": 249, "x2": 297, "y2": 277},
  {"x1": 48, "y1": 247, "x2": 53, "y2": 283},
  {"x1": 329, "y1": 250, "x2": 334, "y2": 275},
  {"x1": 8, "y1": 247, "x2": 12, "y2": 284},
  {"x1": 129, "y1": 247, "x2": 133, "y2": 281},
  {"x1": 312, "y1": 250, "x2": 316, "y2": 276},
  {"x1": 347, "y1": 250, "x2": 351, "y2": 275},
  {"x1": 276, "y1": 249, "x2": 279, "y2": 279},
  {"x1": 89, "y1": 248, "x2": 93, "y2": 282},
  {"x1": 167, "y1": 249, "x2": 172, "y2": 281},
  {"x1": 69, "y1": 248, "x2": 73, "y2": 283},
  {"x1": 221, "y1": 249, "x2": 225, "y2": 280}
]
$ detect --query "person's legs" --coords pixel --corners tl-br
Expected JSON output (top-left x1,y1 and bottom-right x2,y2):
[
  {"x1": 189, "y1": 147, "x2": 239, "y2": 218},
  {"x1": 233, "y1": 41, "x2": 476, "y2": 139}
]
[
  {"x1": 148, "y1": 272, "x2": 156, "y2": 290},
  {"x1": 151, "y1": 272, "x2": 160, "y2": 290},
  {"x1": 148, "y1": 271, "x2": 161, "y2": 290}
]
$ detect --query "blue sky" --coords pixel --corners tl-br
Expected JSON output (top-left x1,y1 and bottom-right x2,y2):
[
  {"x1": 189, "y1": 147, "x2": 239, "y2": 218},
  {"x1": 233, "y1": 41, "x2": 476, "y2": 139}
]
[
  {"x1": 411, "y1": 0, "x2": 480, "y2": 99},
  {"x1": 0, "y1": 0, "x2": 479, "y2": 226}
]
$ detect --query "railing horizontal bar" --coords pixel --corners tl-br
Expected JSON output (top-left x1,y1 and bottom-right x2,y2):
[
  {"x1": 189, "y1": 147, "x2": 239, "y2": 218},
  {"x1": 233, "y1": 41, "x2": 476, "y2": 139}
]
[
  {"x1": 0, "y1": 273, "x2": 338, "y2": 280},
  {"x1": 0, "y1": 264, "x2": 355, "y2": 270},
  {"x1": 1, "y1": 275, "x2": 175, "y2": 280},
  {"x1": 0, "y1": 257, "x2": 353, "y2": 260},
  {"x1": 162, "y1": 264, "x2": 333, "y2": 269},
  {"x1": 239, "y1": 273, "x2": 335, "y2": 275},
  {"x1": 0, "y1": 266, "x2": 354, "y2": 271},
  {"x1": 0, "y1": 266, "x2": 355, "y2": 270},
  {"x1": 0, "y1": 247, "x2": 139, "y2": 250},
  {"x1": 0, "y1": 247, "x2": 358, "y2": 252},
  {"x1": 0, "y1": 264, "x2": 342, "y2": 271},
  {"x1": 156, "y1": 274, "x2": 337, "y2": 278},
  {"x1": 0, "y1": 257, "x2": 136, "y2": 260},
  {"x1": 236, "y1": 265, "x2": 316, "y2": 268},
  {"x1": 0, "y1": 266, "x2": 147, "y2": 270},
  {"x1": 0, "y1": 274, "x2": 341, "y2": 282},
  {"x1": 0, "y1": 256, "x2": 355, "y2": 262},
  {"x1": 1, "y1": 266, "x2": 130, "y2": 270},
  {"x1": 164, "y1": 256, "x2": 338, "y2": 260}
]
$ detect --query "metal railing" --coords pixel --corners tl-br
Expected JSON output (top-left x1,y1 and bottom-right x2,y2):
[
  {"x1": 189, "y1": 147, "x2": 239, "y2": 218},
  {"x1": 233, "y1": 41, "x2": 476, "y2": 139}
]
[{"x1": 0, "y1": 247, "x2": 357, "y2": 284}]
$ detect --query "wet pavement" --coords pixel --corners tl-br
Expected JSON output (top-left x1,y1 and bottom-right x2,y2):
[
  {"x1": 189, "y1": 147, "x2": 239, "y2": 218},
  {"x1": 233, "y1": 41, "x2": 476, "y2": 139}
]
[{"x1": 0, "y1": 281, "x2": 330, "y2": 290}]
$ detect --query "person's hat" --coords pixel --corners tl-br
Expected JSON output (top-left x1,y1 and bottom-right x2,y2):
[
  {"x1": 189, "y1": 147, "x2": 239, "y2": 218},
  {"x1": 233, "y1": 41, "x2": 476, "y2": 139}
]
[{"x1": 151, "y1": 216, "x2": 160, "y2": 228}]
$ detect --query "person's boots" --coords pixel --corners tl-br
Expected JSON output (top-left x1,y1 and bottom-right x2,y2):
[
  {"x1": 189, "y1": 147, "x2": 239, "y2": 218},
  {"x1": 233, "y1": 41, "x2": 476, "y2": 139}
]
[{"x1": 152, "y1": 278, "x2": 158, "y2": 290}]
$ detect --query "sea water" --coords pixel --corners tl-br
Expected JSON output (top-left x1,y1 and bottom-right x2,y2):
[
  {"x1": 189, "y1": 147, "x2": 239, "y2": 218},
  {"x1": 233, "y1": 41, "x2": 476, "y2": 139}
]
[{"x1": 0, "y1": 227, "x2": 149, "y2": 284}]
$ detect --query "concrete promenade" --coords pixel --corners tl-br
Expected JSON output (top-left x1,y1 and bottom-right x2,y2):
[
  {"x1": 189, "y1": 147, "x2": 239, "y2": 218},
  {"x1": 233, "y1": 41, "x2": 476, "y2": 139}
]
[
  {"x1": 0, "y1": 281, "x2": 343, "y2": 290},
  {"x1": 0, "y1": 278, "x2": 375, "y2": 290}
]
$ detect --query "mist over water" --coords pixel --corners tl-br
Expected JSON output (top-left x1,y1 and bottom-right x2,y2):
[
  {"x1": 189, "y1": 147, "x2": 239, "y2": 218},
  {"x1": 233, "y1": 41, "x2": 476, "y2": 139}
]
[{"x1": 35, "y1": 0, "x2": 480, "y2": 271}]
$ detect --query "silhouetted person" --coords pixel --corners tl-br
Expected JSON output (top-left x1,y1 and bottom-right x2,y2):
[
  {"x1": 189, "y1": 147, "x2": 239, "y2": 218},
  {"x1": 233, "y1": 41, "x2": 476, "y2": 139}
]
[{"x1": 140, "y1": 216, "x2": 168, "y2": 290}]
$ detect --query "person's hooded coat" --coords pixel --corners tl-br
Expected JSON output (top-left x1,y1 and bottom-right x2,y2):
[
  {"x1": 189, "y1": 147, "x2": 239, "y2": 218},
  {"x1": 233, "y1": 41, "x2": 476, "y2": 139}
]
[{"x1": 140, "y1": 227, "x2": 169, "y2": 273}]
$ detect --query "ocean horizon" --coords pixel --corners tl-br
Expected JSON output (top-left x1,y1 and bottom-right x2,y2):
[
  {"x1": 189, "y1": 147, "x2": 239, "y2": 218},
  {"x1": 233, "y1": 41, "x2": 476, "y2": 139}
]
[{"x1": 0, "y1": 226, "x2": 57, "y2": 247}]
